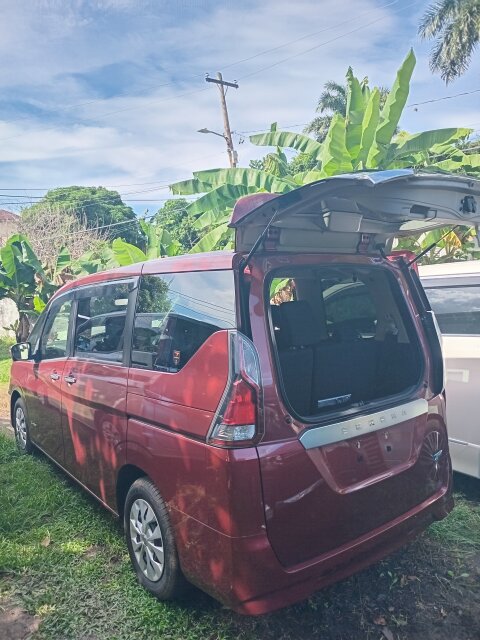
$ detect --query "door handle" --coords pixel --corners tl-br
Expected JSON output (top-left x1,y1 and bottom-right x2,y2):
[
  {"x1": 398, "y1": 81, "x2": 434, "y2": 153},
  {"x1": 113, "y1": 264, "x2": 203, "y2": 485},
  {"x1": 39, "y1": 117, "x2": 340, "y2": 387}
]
[
  {"x1": 50, "y1": 372, "x2": 60, "y2": 381},
  {"x1": 64, "y1": 375, "x2": 77, "y2": 385}
]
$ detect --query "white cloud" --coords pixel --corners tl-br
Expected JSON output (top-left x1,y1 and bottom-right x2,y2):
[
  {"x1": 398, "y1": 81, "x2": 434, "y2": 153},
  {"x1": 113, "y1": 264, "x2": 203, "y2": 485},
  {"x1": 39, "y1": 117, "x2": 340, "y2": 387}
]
[{"x1": 0, "y1": 0, "x2": 479, "y2": 214}]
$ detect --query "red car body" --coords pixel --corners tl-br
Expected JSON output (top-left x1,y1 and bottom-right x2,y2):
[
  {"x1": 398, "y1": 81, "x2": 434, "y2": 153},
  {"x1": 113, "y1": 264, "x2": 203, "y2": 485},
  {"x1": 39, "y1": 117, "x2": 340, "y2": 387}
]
[{"x1": 11, "y1": 170, "x2": 476, "y2": 614}]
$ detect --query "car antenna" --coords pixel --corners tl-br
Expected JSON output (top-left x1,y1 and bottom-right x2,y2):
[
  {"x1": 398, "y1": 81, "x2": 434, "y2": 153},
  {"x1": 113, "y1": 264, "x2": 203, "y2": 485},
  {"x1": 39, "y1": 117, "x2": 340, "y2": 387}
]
[{"x1": 407, "y1": 225, "x2": 460, "y2": 267}]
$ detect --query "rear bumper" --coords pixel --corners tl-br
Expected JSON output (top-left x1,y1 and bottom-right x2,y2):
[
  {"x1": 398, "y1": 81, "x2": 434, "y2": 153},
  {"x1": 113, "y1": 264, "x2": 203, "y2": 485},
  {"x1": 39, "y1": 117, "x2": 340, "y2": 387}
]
[{"x1": 174, "y1": 485, "x2": 453, "y2": 615}]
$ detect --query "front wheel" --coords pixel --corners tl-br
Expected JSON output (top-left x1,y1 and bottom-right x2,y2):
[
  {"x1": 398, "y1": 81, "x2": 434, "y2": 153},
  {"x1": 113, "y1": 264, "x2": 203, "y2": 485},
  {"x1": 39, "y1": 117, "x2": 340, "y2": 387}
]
[
  {"x1": 124, "y1": 478, "x2": 187, "y2": 600},
  {"x1": 13, "y1": 398, "x2": 33, "y2": 454}
]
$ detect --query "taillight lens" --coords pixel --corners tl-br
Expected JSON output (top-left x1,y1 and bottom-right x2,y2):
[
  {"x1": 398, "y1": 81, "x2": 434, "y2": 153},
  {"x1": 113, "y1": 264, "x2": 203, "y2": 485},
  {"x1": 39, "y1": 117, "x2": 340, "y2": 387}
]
[
  {"x1": 208, "y1": 332, "x2": 262, "y2": 448},
  {"x1": 222, "y1": 379, "x2": 256, "y2": 426}
]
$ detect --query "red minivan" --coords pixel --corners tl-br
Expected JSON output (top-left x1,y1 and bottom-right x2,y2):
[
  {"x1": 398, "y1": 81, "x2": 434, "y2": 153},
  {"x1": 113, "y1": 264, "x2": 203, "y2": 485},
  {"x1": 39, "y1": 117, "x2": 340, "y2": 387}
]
[{"x1": 10, "y1": 170, "x2": 478, "y2": 614}]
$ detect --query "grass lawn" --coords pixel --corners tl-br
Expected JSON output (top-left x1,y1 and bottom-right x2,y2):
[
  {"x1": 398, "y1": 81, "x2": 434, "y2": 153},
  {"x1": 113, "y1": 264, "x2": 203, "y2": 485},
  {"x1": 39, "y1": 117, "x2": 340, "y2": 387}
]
[
  {"x1": 0, "y1": 338, "x2": 12, "y2": 419},
  {"x1": 0, "y1": 343, "x2": 479, "y2": 639}
]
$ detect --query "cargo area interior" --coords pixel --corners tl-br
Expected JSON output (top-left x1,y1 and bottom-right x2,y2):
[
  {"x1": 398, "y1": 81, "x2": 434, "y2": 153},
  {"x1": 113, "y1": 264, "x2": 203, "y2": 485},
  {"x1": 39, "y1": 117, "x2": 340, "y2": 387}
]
[{"x1": 269, "y1": 265, "x2": 423, "y2": 417}]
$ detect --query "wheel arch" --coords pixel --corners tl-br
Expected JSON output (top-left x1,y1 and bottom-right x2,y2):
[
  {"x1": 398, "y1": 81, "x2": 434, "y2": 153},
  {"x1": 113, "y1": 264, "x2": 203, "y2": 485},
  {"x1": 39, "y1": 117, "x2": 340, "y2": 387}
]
[
  {"x1": 10, "y1": 389, "x2": 22, "y2": 425},
  {"x1": 116, "y1": 464, "x2": 147, "y2": 519}
]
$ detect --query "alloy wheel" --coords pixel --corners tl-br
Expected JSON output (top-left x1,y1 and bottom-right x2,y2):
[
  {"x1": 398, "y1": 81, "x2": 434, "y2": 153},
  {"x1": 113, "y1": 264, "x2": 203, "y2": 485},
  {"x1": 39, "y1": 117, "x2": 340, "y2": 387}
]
[
  {"x1": 15, "y1": 406, "x2": 27, "y2": 449},
  {"x1": 129, "y1": 498, "x2": 165, "y2": 582}
]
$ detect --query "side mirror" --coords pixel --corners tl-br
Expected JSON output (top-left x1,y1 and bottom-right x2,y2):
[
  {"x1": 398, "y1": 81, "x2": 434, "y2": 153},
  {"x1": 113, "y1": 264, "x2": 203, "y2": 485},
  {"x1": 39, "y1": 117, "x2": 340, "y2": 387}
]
[{"x1": 11, "y1": 342, "x2": 32, "y2": 362}]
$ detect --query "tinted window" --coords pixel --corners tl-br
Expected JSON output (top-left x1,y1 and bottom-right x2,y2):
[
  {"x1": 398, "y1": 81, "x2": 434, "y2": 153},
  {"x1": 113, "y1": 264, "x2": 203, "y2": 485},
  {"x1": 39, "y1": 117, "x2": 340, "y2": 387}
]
[
  {"x1": 426, "y1": 285, "x2": 480, "y2": 334},
  {"x1": 131, "y1": 270, "x2": 235, "y2": 371},
  {"x1": 74, "y1": 281, "x2": 133, "y2": 362},
  {"x1": 28, "y1": 312, "x2": 47, "y2": 353},
  {"x1": 41, "y1": 297, "x2": 72, "y2": 360}
]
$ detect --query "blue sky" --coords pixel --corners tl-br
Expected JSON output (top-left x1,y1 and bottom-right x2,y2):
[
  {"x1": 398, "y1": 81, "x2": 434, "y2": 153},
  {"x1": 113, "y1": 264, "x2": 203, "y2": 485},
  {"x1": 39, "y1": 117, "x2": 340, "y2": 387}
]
[{"x1": 0, "y1": 0, "x2": 479, "y2": 216}]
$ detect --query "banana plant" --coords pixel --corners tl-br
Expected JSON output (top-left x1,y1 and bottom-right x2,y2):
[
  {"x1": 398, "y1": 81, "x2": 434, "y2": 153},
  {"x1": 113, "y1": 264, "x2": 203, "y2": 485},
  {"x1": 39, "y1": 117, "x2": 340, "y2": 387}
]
[
  {"x1": 0, "y1": 235, "x2": 55, "y2": 341},
  {"x1": 171, "y1": 49, "x2": 480, "y2": 252}
]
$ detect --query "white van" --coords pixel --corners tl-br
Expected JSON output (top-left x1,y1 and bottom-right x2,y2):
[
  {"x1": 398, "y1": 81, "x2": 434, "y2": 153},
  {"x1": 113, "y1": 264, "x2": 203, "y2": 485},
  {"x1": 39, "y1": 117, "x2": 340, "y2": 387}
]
[{"x1": 420, "y1": 260, "x2": 480, "y2": 479}]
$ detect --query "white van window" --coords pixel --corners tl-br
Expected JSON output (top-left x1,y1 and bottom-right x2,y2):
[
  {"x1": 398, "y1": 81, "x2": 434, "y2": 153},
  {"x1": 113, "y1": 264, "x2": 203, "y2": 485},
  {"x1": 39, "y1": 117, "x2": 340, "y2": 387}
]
[
  {"x1": 131, "y1": 270, "x2": 236, "y2": 372},
  {"x1": 426, "y1": 286, "x2": 480, "y2": 335}
]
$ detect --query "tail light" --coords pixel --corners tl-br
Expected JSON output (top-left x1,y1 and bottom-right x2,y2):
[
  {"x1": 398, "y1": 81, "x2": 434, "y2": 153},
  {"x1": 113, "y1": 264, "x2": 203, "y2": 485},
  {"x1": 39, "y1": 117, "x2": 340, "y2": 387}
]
[{"x1": 207, "y1": 331, "x2": 262, "y2": 448}]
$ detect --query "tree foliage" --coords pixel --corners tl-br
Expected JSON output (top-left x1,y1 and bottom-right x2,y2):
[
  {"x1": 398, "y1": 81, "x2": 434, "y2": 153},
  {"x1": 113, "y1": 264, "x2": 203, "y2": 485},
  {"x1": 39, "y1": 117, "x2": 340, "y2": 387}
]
[
  {"x1": 304, "y1": 77, "x2": 390, "y2": 142},
  {"x1": 22, "y1": 186, "x2": 141, "y2": 245},
  {"x1": 419, "y1": 0, "x2": 480, "y2": 83},
  {"x1": 18, "y1": 205, "x2": 107, "y2": 270},
  {"x1": 153, "y1": 199, "x2": 198, "y2": 252}
]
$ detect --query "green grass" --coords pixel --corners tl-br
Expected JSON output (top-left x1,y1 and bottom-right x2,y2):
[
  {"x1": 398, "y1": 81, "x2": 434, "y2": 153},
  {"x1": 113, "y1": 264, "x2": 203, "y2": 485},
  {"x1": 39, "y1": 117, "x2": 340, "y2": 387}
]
[
  {"x1": 429, "y1": 487, "x2": 480, "y2": 550},
  {"x1": 0, "y1": 336, "x2": 14, "y2": 383},
  {"x1": 1, "y1": 429, "x2": 479, "y2": 639},
  {"x1": 0, "y1": 433, "x2": 237, "y2": 640}
]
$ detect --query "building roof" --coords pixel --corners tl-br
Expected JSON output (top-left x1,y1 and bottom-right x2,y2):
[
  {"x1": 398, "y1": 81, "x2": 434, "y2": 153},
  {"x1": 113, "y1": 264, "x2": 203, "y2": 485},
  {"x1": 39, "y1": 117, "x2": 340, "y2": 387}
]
[{"x1": 0, "y1": 209, "x2": 19, "y2": 223}]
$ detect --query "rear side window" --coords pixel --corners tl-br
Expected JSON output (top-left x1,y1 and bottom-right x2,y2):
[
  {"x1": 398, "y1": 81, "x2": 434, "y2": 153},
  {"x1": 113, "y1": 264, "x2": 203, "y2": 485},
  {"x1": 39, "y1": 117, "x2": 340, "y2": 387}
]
[
  {"x1": 73, "y1": 281, "x2": 133, "y2": 362},
  {"x1": 426, "y1": 285, "x2": 480, "y2": 335},
  {"x1": 131, "y1": 270, "x2": 236, "y2": 372}
]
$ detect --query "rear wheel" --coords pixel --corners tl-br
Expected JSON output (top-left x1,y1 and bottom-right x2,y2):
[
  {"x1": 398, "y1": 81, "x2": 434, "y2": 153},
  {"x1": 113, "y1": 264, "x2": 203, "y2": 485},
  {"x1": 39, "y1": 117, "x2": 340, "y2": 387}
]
[
  {"x1": 124, "y1": 478, "x2": 186, "y2": 600},
  {"x1": 13, "y1": 398, "x2": 33, "y2": 454}
]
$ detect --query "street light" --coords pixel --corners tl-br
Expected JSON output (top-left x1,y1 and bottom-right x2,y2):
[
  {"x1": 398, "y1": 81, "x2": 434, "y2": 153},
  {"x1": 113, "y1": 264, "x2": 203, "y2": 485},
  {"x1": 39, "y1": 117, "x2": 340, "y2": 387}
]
[
  {"x1": 198, "y1": 127, "x2": 227, "y2": 139},
  {"x1": 197, "y1": 128, "x2": 238, "y2": 166}
]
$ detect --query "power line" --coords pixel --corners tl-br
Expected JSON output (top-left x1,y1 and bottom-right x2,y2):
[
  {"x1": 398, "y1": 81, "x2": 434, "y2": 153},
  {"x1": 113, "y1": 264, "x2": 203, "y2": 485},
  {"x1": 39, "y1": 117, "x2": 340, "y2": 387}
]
[
  {"x1": 0, "y1": 1, "x2": 410, "y2": 147},
  {"x1": 0, "y1": 85, "x2": 210, "y2": 144},
  {"x1": 2, "y1": 0, "x2": 401, "y2": 126},
  {"x1": 221, "y1": 0, "x2": 401, "y2": 71},
  {"x1": 406, "y1": 88, "x2": 480, "y2": 108},
  {"x1": 236, "y1": 0, "x2": 418, "y2": 81}
]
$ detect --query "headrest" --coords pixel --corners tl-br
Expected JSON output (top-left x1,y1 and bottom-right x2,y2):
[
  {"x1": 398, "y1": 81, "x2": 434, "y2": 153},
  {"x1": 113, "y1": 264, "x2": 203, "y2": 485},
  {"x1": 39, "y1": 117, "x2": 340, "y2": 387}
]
[
  {"x1": 105, "y1": 315, "x2": 125, "y2": 331},
  {"x1": 278, "y1": 301, "x2": 321, "y2": 347}
]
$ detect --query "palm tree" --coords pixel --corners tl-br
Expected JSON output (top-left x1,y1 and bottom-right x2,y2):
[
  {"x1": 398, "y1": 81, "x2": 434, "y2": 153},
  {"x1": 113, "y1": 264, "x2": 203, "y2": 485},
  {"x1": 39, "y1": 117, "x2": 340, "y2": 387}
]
[
  {"x1": 304, "y1": 81, "x2": 347, "y2": 142},
  {"x1": 305, "y1": 79, "x2": 390, "y2": 142},
  {"x1": 419, "y1": 0, "x2": 480, "y2": 83}
]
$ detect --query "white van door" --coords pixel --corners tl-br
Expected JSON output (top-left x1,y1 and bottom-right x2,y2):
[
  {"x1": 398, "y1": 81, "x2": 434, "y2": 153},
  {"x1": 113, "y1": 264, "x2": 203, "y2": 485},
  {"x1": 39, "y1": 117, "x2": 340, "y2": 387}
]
[{"x1": 421, "y1": 269, "x2": 480, "y2": 479}]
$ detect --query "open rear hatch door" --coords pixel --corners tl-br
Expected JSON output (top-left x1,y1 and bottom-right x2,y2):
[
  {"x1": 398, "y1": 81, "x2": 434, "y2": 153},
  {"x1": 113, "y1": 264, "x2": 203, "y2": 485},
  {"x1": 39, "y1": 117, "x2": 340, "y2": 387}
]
[
  {"x1": 236, "y1": 170, "x2": 474, "y2": 568},
  {"x1": 230, "y1": 170, "x2": 480, "y2": 254}
]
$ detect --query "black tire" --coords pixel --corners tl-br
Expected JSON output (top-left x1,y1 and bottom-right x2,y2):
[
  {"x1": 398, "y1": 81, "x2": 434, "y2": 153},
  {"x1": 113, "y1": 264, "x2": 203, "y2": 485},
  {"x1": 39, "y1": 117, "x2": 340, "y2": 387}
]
[
  {"x1": 124, "y1": 477, "x2": 187, "y2": 600},
  {"x1": 13, "y1": 397, "x2": 34, "y2": 454}
]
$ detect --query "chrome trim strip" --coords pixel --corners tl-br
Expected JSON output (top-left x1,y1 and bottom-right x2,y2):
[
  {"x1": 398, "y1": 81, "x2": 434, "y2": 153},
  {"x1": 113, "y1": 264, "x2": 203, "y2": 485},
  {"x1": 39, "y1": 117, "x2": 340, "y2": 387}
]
[
  {"x1": 449, "y1": 437, "x2": 480, "y2": 449},
  {"x1": 299, "y1": 398, "x2": 428, "y2": 450}
]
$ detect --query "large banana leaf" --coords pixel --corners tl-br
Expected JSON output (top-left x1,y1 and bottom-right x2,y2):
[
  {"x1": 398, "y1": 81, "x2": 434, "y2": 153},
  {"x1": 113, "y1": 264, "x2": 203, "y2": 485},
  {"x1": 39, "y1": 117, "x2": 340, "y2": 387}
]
[
  {"x1": 138, "y1": 220, "x2": 158, "y2": 260},
  {"x1": 375, "y1": 49, "x2": 416, "y2": 146},
  {"x1": 189, "y1": 223, "x2": 231, "y2": 253},
  {"x1": 194, "y1": 168, "x2": 297, "y2": 193},
  {"x1": 394, "y1": 128, "x2": 472, "y2": 158},
  {"x1": 434, "y1": 155, "x2": 480, "y2": 173},
  {"x1": 193, "y1": 209, "x2": 231, "y2": 230},
  {"x1": 345, "y1": 67, "x2": 365, "y2": 160},
  {"x1": 3, "y1": 234, "x2": 45, "y2": 279},
  {"x1": 0, "y1": 245, "x2": 30, "y2": 287},
  {"x1": 170, "y1": 178, "x2": 213, "y2": 195},
  {"x1": 302, "y1": 169, "x2": 327, "y2": 183},
  {"x1": 355, "y1": 88, "x2": 380, "y2": 169},
  {"x1": 112, "y1": 238, "x2": 146, "y2": 266},
  {"x1": 249, "y1": 131, "x2": 323, "y2": 159},
  {"x1": 186, "y1": 184, "x2": 251, "y2": 216},
  {"x1": 318, "y1": 114, "x2": 353, "y2": 176}
]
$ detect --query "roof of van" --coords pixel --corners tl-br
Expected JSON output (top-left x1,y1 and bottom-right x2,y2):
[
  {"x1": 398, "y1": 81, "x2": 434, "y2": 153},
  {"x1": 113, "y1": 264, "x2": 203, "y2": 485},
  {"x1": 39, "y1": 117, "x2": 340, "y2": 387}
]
[
  {"x1": 56, "y1": 250, "x2": 236, "y2": 296},
  {"x1": 419, "y1": 260, "x2": 480, "y2": 278}
]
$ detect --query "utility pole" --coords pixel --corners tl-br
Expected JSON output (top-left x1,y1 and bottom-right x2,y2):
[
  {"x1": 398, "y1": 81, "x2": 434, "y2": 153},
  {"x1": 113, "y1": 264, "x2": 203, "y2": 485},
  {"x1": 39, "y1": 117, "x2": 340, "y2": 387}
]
[{"x1": 205, "y1": 72, "x2": 238, "y2": 167}]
